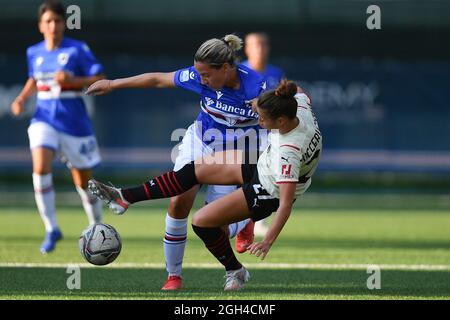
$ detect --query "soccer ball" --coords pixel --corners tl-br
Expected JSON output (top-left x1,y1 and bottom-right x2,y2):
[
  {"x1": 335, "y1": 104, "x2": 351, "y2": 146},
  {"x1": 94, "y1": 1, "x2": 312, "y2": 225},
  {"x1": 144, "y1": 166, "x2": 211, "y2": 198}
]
[{"x1": 79, "y1": 223, "x2": 122, "y2": 266}]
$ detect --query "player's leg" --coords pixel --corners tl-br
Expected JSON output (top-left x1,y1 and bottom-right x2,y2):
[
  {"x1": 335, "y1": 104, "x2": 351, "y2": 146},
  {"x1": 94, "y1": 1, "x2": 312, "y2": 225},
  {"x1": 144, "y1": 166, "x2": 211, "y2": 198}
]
[
  {"x1": 205, "y1": 185, "x2": 253, "y2": 251},
  {"x1": 160, "y1": 150, "x2": 244, "y2": 290},
  {"x1": 71, "y1": 168, "x2": 102, "y2": 225},
  {"x1": 89, "y1": 150, "x2": 245, "y2": 210},
  {"x1": 28, "y1": 122, "x2": 62, "y2": 254},
  {"x1": 191, "y1": 188, "x2": 252, "y2": 291},
  {"x1": 160, "y1": 186, "x2": 199, "y2": 290},
  {"x1": 160, "y1": 123, "x2": 207, "y2": 291},
  {"x1": 87, "y1": 149, "x2": 244, "y2": 290},
  {"x1": 31, "y1": 147, "x2": 59, "y2": 233},
  {"x1": 61, "y1": 133, "x2": 102, "y2": 226}
]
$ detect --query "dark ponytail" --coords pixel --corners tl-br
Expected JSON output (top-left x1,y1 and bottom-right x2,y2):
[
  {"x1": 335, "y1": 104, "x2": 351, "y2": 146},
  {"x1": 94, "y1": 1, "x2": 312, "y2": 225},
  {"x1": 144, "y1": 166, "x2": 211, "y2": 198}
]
[{"x1": 257, "y1": 80, "x2": 298, "y2": 120}]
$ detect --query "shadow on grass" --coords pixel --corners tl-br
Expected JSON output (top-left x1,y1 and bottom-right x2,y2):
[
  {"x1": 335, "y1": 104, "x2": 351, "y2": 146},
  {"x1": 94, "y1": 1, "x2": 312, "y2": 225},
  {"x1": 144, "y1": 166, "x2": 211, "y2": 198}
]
[
  {"x1": 3, "y1": 235, "x2": 450, "y2": 251},
  {"x1": 1, "y1": 267, "x2": 449, "y2": 299}
]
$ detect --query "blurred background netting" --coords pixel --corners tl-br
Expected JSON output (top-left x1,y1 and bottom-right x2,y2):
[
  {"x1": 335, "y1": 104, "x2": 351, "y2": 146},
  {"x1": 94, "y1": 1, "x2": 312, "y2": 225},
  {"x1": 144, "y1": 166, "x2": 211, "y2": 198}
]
[{"x1": 0, "y1": 0, "x2": 449, "y2": 208}]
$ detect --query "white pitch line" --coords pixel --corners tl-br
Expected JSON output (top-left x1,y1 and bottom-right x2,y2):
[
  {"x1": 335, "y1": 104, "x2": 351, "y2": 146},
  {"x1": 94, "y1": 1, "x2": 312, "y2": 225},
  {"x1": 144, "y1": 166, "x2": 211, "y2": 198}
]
[{"x1": 0, "y1": 262, "x2": 449, "y2": 271}]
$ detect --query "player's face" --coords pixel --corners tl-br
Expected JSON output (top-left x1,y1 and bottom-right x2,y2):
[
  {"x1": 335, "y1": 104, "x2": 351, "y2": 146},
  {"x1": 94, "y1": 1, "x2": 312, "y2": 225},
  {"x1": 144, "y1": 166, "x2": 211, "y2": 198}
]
[
  {"x1": 245, "y1": 35, "x2": 269, "y2": 62},
  {"x1": 194, "y1": 62, "x2": 228, "y2": 90},
  {"x1": 39, "y1": 11, "x2": 65, "y2": 42},
  {"x1": 256, "y1": 106, "x2": 279, "y2": 130}
]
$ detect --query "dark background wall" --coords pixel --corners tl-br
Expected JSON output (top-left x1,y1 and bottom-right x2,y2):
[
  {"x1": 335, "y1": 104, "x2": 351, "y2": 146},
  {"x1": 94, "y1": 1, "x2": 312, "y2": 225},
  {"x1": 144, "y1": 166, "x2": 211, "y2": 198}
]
[{"x1": 1, "y1": 0, "x2": 449, "y2": 172}]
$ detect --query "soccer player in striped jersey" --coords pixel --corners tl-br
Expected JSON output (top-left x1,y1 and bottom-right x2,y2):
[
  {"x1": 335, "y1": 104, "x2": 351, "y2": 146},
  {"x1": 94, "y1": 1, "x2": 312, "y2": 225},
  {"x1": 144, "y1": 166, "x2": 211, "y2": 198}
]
[
  {"x1": 11, "y1": 0, "x2": 105, "y2": 254},
  {"x1": 243, "y1": 32, "x2": 285, "y2": 237},
  {"x1": 88, "y1": 80, "x2": 322, "y2": 291},
  {"x1": 86, "y1": 34, "x2": 267, "y2": 290}
]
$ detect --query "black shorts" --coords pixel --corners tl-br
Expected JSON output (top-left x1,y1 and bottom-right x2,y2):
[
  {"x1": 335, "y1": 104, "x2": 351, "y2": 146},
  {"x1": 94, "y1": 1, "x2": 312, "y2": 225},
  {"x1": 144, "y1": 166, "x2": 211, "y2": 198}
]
[{"x1": 241, "y1": 163, "x2": 280, "y2": 222}]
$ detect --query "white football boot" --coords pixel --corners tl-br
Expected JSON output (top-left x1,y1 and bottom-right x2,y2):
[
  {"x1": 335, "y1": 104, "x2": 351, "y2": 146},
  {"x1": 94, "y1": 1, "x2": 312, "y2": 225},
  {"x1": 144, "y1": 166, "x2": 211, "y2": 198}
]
[
  {"x1": 223, "y1": 266, "x2": 250, "y2": 291},
  {"x1": 88, "y1": 179, "x2": 129, "y2": 215}
]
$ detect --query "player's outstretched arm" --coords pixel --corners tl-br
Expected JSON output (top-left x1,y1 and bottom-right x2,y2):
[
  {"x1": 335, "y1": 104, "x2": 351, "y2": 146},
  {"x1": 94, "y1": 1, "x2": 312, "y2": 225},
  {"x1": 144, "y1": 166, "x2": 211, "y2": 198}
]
[
  {"x1": 11, "y1": 77, "x2": 36, "y2": 116},
  {"x1": 247, "y1": 182, "x2": 296, "y2": 260},
  {"x1": 85, "y1": 72, "x2": 176, "y2": 95},
  {"x1": 54, "y1": 71, "x2": 105, "y2": 89}
]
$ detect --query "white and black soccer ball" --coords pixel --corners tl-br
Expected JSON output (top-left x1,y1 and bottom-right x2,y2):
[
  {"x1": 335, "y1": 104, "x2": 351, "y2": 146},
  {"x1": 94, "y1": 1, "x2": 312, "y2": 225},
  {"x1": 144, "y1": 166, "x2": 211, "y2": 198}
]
[{"x1": 79, "y1": 223, "x2": 122, "y2": 266}]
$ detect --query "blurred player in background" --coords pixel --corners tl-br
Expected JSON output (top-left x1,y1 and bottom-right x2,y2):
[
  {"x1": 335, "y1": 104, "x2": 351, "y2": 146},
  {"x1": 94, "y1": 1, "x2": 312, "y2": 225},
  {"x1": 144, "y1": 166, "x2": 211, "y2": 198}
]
[
  {"x1": 243, "y1": 32, "x2": 285, "y2": 237},
  {"x1": 11, "y1": 0, "x2": 105, "y2": 254},
  {"x1": 86, "y1": 34, "x2": 266, "y2": 290},
  {"x1": 88, "y1": 80, "x2": 322, "y2": 291}
]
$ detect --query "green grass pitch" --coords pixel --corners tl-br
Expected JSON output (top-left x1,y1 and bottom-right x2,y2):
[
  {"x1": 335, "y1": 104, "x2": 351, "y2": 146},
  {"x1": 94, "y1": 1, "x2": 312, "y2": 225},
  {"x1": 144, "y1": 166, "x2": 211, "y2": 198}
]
[{"x1": 0, "y1": 202, "x2": 449, "y2": 300}]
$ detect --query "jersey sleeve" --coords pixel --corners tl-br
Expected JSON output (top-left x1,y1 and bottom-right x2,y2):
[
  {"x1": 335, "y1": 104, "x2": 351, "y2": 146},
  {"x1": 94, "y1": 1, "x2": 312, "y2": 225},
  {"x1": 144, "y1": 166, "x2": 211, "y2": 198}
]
[
  {"x1": 26, "y1": 47, "x2": 34, "y2": 78},
  {"x1": 173, "y1": 66, "x2": 203, "y2": 94},
  {"x1": 276, "y1": 146, "x2": 302, "y2": 183},
  {"x1": 78, "y1": 42, "x2": 103, "y2": 76}
]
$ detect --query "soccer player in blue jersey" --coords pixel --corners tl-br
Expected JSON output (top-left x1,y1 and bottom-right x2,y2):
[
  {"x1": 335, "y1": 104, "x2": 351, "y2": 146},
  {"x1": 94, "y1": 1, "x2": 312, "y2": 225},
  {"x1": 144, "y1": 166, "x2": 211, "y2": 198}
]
[
  {"x1": 11, "y1": 1, "x2": 105, "y2": 254},
  {"x1": 243, "y1": 33, "x2": 284, "y2": 90},
  {"x1": 243, "y1": 32, "x2": 285, "y2": 236},
  {"x1": 87, "y1": 34, "x2": 267, "y2": 290}
]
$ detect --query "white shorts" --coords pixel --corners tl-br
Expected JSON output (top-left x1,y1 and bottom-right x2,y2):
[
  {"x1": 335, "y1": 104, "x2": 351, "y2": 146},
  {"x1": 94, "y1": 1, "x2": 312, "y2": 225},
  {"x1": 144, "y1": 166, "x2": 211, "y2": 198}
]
[
  {"x1": 173, "y1": 122, "x2": 239, "y2": 203},
  {"x1": 28, "y1": 121, "x2": 101, "y2": 169}
]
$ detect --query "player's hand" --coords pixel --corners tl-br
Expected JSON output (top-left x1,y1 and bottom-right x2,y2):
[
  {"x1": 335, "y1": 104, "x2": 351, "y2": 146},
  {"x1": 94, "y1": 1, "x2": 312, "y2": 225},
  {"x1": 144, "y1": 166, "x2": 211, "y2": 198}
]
[
  {"x1": 85, "y1": 79, "x2": 113, "y2": 96},
  {"x1": 251, "y1": 99, "x2": 258, "y2": 113},
  {"x1": 54, "y1": 70, "x2": 74, "y2": 85},
  {"x1": 11, "y1": 97, "x2": 25, "y2": 116},
  {"x1": 247, "y1": 241, "x2": 271, "y2": 260}
]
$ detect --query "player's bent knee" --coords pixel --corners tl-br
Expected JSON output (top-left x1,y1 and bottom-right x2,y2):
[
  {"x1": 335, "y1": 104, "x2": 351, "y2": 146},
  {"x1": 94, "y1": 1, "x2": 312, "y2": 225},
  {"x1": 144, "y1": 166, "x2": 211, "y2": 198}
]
[
  {"x1": 191, "y1": 214, "x2": 201, "y2": 227},
  {"x1": 191, "y1": 214, "x2": 210, "y2": 228},
  {"x1": 168, "y1": 196, "x2": 192, "y2": 219}
]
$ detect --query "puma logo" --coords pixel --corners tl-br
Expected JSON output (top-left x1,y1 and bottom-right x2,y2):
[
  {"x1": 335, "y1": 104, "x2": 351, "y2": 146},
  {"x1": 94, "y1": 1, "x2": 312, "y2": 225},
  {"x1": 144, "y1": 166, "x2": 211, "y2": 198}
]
[{"x1": 100, "y1": 230, "x2": 112, "y2": 244}]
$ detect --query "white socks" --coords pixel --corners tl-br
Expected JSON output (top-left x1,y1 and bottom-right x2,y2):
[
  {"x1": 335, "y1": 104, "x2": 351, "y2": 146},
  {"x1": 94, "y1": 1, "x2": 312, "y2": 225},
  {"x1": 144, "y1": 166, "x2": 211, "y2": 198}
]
[
  {"x1": 76, "y1": 185, "x2": 102, "y2": 225},
  {"x1": 33, "y1": 173, "x2": 57, "y2": 232},
  {"x1": 33, "y1": 173, "x2": 102, "y2": 232},
  {"x1": 164, "y1": 214, "x2": 188, "y2": 277},
  {"x1": 228, "y1": 219, "x2": 251, "y2": 239}
]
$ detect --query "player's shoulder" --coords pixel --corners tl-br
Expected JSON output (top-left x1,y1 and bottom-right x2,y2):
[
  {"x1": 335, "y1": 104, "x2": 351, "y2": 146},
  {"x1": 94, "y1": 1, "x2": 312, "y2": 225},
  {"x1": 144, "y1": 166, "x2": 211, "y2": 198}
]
[
  {"x1": 237, "y1": 63, "x2": 258, "y2": 78},
  {"x1": 279, "y1": 139, "x2": 302, "y2": 155},
  {"x1": 237, "y1": 63, "x2": 265, "y2": 97},
  {"x1": 266, "y1": 64, "x2": 284, "y2": 77},
  {"x1": 176, "y1": 66, "x2": 200, "y2": 84},
  {"x1": 27, "y1": 40, "x2": 46, "y2": 56},
  {"x1": 240, "y1": 60, "x2": 250, "y2": 68},
  {"x1": 295, "y1": 91, "x2": 312, "y2": 107},
  {"x1": 62, "y1": 37, "x2": 92, "y2": 53}
]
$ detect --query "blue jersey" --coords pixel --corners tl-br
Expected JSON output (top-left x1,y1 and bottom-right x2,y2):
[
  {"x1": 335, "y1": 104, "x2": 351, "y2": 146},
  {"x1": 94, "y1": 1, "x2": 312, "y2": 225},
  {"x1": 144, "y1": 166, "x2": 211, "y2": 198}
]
[
  {"x1": 27, "y1": 37, "x2": 103, "y2": 136},
  {"x1": 174, "y1": 64, "x2": 266, "y2": 138},
  {"x1": 241, "y1": 60, "x2": 284, "y2": 90}
]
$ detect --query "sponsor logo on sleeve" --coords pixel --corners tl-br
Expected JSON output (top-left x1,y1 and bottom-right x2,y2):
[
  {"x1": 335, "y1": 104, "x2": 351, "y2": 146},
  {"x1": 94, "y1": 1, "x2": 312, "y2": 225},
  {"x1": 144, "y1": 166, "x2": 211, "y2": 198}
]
[
  {"x1": 281, "y1": 164, "x2": 292, "y2": 175},
  {"x1": 180, "y1": 70, "x2": 189, "y2": 82}
]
